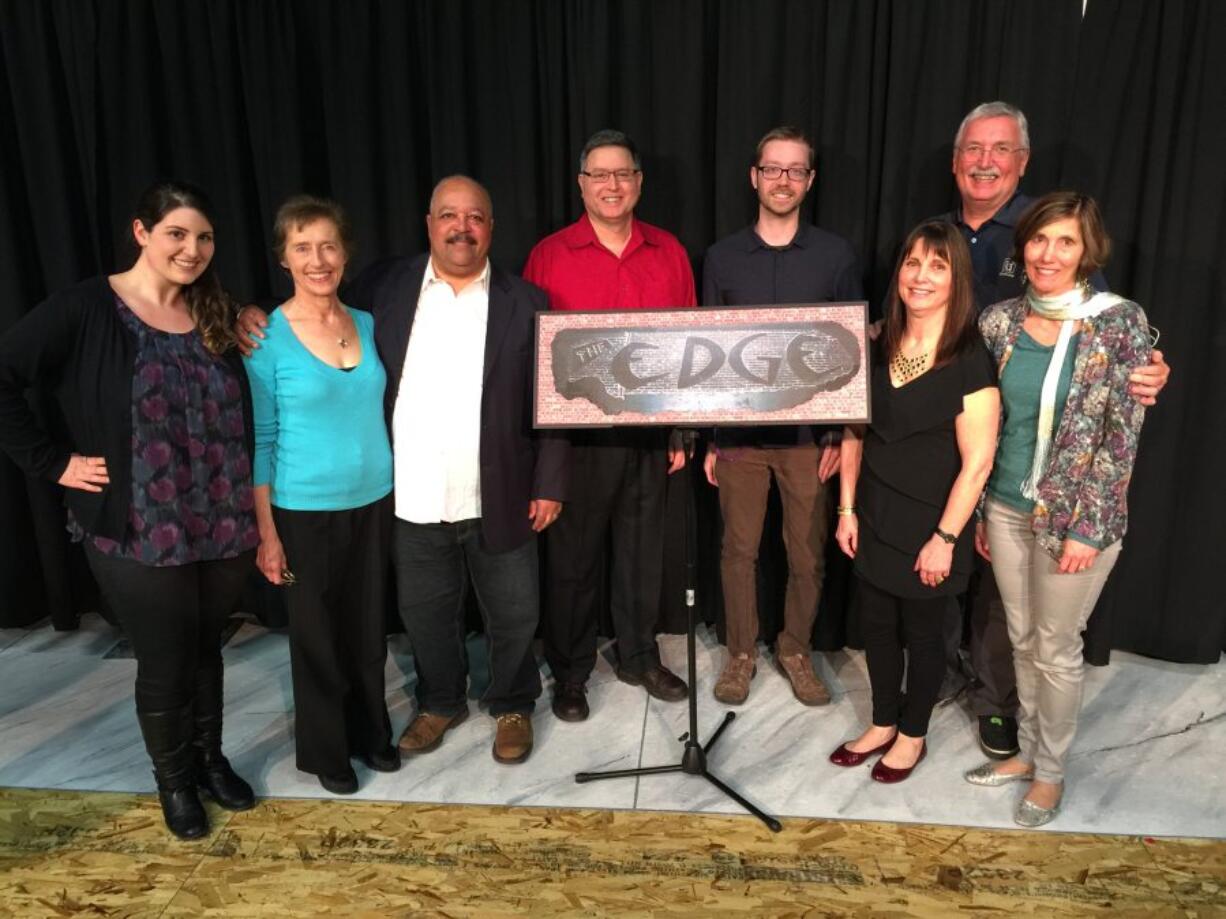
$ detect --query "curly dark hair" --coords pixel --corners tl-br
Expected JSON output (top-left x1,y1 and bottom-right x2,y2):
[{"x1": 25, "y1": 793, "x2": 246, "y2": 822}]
[{"x1": 132, "y1": 180, "x2": 236, "y2": 355}]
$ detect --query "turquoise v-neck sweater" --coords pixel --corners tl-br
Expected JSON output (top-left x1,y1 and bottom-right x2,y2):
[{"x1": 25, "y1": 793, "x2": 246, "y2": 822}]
[{"x1": 243, "y1": 306, "x2": 392, "y2": 511}]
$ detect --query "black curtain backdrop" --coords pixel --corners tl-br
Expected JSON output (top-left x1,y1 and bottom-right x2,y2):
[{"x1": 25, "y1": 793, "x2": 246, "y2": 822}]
[{"x1": 1, "y1": 1, "x2": 1221, "y2": 664}]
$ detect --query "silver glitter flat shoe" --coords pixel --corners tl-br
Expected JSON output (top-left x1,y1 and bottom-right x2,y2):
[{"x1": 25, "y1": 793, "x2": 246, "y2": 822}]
[
  {"x1": 1014, "y1": 796, "x2": 1061, "y2": 828},
  {"x1": 964, "y1": 761, "x2": 1035, "y2": 787}
]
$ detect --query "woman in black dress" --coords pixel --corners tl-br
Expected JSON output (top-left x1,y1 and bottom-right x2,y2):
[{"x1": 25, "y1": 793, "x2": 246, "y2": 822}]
[{"x1": 831, "y1": 221, "x2": 1000, "y2": 783}]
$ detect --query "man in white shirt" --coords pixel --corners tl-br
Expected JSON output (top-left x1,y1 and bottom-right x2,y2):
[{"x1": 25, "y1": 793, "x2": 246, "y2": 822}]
[{"x1": 348, "y1": 176, "x2": 568, "y2": 765}]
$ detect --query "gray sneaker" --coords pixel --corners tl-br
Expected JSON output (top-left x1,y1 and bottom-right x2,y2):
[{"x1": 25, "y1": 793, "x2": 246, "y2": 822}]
[
  {"x1": 713, "y1": 653, "x2": 756, "y2": 705},
  {"x1": 776, "y1": 653, "x2": 831, "y2": 706}
]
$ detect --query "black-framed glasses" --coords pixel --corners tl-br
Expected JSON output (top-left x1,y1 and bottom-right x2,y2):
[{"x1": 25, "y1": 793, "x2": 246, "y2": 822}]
[
  {"x1": 755, "y1": 165, "x2": 812, "y2": 181},
  {"x1": 580, "y1": 168, "x2": 641, "y2": 183}
]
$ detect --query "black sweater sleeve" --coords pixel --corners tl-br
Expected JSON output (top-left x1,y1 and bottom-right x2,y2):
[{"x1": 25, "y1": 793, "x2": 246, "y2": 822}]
[{"x1": 0, "y1": 289, "x2": 84, "y2": 481}]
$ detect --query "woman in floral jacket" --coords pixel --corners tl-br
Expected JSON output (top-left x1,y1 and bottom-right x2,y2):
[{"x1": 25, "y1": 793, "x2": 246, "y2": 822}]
[{"x1": 964, "y1": 191, "x2": 1151, "y2": 827}]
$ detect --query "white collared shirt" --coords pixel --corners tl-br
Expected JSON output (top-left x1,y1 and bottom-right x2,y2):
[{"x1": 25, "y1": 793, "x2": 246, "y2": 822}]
[{"x1": 392, "y1": 259, "x2": 490, "y2": 523}]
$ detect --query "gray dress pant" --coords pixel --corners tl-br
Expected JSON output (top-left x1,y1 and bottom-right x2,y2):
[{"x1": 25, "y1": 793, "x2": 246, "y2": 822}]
[{"x1": 985, "y1": 500, "x2": 1121, "y2": 784}]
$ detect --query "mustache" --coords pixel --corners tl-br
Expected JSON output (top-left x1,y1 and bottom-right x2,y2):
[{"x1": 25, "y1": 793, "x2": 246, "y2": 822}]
[{"x1": 446, "y1": 231, "x2": 477, "y2": 245}]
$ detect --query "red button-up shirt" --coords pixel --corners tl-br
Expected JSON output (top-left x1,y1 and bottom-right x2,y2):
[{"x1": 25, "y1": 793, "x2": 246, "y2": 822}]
[{"x1": 523, "y1": 214, "x2": 696, "y2": 311}]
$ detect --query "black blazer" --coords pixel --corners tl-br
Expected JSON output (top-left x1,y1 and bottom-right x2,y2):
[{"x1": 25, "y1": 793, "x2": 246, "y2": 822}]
[
  {"x1": 0, "y1": 276, "x2": 255, "y2": 541},
  {"x1": 346, "y1": 254, "x2": 568, "y2": 553}
]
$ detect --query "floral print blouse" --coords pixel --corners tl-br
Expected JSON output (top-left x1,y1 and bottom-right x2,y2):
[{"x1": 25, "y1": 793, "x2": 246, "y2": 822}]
[
  {"x1": 68, "y1": 297, "x2": 259, "y2": 565},
  {"x1": 979, "y1": 296, "x2": 1150, "y2": 558}
]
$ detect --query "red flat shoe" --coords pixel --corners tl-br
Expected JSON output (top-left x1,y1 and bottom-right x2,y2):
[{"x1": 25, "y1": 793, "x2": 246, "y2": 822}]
[
  {"x1": 829, "y1": 736, "x2": 896, "y2": 767},
  {"x1": 870, "y1": 741, "x2": 927, "y2": 783}
]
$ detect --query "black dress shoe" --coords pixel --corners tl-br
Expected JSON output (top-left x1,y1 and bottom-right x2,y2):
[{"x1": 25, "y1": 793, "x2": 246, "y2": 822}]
[
  {"x1": 978, "y1": 715, "x2": 1020, "y2": 759},
  {"x1": 551, "y1": 682, "x2": 590, "y2": 722},
  {"x1": 359, "y1": 746, "x2": 401, "y2": 772},
  {"x1": 618, "y1": 664, "x2": 688, "y2": 702},
  {"x1": 319, "y1": 767, "x2": 359, "y2": 795}
]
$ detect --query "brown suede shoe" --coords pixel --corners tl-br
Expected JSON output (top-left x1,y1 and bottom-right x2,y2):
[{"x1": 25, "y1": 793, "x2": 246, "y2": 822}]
[
  {"x1": 492, "y1": 713, "x2": 533, "y2": 764},
  {"x1": 397, "y1": 708, "x2": 469, "y2": 755},
  {"x1": 713, "y1": 653, "x2": 756, "y2": 705},
  {"x1": 776, "y1": 653, "x2": 831, "y2": 706}
]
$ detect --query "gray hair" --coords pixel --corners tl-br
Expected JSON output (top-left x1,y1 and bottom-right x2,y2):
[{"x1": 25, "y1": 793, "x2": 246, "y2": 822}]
[
  {"x1": 578, "y1": 129, "x2": 641, "y2": 173},
  {"x1": 953, "y1": 101, "x2": 1030, "y2": 151}
]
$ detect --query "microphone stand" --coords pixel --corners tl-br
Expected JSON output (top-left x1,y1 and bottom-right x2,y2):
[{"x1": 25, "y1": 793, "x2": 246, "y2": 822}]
[{"x1": 575, "y1": 430, "x2": 782, "y2": 832}]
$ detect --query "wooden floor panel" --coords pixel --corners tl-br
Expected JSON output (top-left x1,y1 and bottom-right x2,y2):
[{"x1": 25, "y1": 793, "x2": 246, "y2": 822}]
[{"x1": 1, "y1": 788, "x2": 1222, "y2": 917}]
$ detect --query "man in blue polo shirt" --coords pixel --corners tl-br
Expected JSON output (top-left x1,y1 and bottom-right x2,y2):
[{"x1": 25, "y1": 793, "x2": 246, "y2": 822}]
[
  {"x1": 701, "y1": 126, "x2": 862, "y2": 707},
  {"x1": 940, "y1": 101, "x2": 1170, "y2": 759}
]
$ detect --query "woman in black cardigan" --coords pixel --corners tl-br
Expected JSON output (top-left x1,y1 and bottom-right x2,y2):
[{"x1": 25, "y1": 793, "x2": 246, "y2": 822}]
[{"x1": 0, "y1": 182, "x2": 259, "y2": 839}]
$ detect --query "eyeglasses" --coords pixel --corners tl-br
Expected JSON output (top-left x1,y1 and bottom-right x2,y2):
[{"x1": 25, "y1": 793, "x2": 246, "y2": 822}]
[
  {"x1": 957, "y1": 142, "x2": 1026, "y2": 160},
  {"x1": 580, "y1": 169, "x2": 641, "y2": 183},
  {"x1": 755, "y1": 165, "x2": 812, "y2": 181}
]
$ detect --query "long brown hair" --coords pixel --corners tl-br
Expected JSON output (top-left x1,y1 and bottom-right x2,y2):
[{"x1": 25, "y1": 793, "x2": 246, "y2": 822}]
[
  {"x1": 882, "y1": 220, "x2": 978, "y2": 367},
  {"x1": 132, "y1": 181, "x2": 236, "y2": 355}
]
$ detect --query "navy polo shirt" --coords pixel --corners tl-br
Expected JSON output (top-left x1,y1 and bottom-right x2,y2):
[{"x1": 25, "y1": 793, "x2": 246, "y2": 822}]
[{"x1": 701, "y1": 223, "x2": 863, "y2": 447}]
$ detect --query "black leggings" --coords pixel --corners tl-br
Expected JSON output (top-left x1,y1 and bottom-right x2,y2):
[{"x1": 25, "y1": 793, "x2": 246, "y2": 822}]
[
  {"x1": 85, "y1": 545, "x2": 254, "y2": 713},
  {"x1": 858, "y1": 577, "x2": 948, "y2": 738}
]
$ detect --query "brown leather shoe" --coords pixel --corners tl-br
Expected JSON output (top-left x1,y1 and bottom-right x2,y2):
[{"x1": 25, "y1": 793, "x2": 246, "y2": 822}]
[
  {"x1": 397, "y1": 708, "x2": 469, "y2": 755},
  {"x1": 492, "y1": 713, "x2": 533, "y2": 764},
  {"x1": 713, "y1": 653, "x2": 756, "y2": 705},
  {"x1": 617, "y1": 664, "x2": 689, "y2": 702},
  {"x1": 776, "y1": 653, "x2": 831, "y2": 706}
]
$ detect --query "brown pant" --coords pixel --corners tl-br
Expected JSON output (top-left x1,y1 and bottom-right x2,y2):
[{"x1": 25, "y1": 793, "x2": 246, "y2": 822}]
[{"x1": 715, "y1": 445, "x2": 828, "y2": 657}]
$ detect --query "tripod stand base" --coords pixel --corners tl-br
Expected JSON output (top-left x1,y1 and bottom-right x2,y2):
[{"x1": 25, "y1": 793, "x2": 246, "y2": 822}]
[{"x1": 575, "y1": 710, "x2": 782, "y2": 833}]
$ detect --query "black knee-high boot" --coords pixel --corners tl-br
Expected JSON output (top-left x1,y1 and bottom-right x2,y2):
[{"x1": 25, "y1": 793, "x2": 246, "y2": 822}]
[
  {"x1": 137, "y1": 708, "x2": 209, "y2": 840},
  {"x1": 193, "y1": 664, "x2": 255, "y2": 811}
]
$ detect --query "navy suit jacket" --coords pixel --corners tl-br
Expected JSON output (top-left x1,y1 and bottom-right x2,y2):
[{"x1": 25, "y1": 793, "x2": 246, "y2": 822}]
[{"x1": 346, "y1": 253, "x2": 568, "y2": 553}]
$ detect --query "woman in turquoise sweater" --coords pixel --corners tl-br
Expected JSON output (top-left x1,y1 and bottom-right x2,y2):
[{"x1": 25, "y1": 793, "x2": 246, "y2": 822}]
[{"x1": 244, "y1": 196, "x2": 398, "y2": 794}]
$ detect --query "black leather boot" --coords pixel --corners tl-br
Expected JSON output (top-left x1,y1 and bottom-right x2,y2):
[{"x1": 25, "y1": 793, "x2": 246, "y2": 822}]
[
  {"x1": 137, "y1": 708, "x2": 209, "y2": 840},
  {"x1": 193, "y1": 664, "x2": 255, "y2": 811}
]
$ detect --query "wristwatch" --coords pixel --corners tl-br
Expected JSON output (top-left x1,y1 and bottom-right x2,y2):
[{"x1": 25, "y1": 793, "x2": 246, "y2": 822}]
[{"x1": 933, "y1": 527, "x2": 957, "y2": 545}]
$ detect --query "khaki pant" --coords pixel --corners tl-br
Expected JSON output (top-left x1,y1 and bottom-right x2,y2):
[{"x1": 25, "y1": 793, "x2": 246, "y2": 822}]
[
  {"x1": 715, "y1": 445, "x2": 827, "y2": 657},
  {"x1": 985, "y1": 499, "x2": 1121, "y2": 784}
]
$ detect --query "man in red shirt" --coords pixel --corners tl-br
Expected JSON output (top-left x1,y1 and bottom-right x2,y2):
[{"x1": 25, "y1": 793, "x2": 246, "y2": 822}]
[{"x1": 524, "y1": 129, "x2": 696, "y2": 722}]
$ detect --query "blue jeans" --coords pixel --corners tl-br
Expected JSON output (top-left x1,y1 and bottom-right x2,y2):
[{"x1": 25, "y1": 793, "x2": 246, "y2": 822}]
[{"x1": 393, "y1": 518, "x2": 541, "y2": 717}]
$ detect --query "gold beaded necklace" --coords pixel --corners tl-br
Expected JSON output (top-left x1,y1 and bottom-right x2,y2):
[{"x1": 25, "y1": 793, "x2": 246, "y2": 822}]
[{"x1": 889, "y1": 349, "x2": 930, "y2": 384}]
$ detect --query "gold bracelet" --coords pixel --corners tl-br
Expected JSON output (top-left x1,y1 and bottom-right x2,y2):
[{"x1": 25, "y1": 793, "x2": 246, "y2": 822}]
[{"x1": 837, "y1": 505, "x2": 856, "y2": 516}]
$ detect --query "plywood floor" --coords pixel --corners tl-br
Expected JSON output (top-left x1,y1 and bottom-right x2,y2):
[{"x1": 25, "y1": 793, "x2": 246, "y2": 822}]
[{"x1": 1, "y1": 788, "x2": 1223, "y2": 917}]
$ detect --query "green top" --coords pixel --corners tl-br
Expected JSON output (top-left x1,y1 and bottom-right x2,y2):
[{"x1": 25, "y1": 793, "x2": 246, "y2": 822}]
[{"x1": 988, "y1": 328, "x2": 1083, "y2": 525}]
